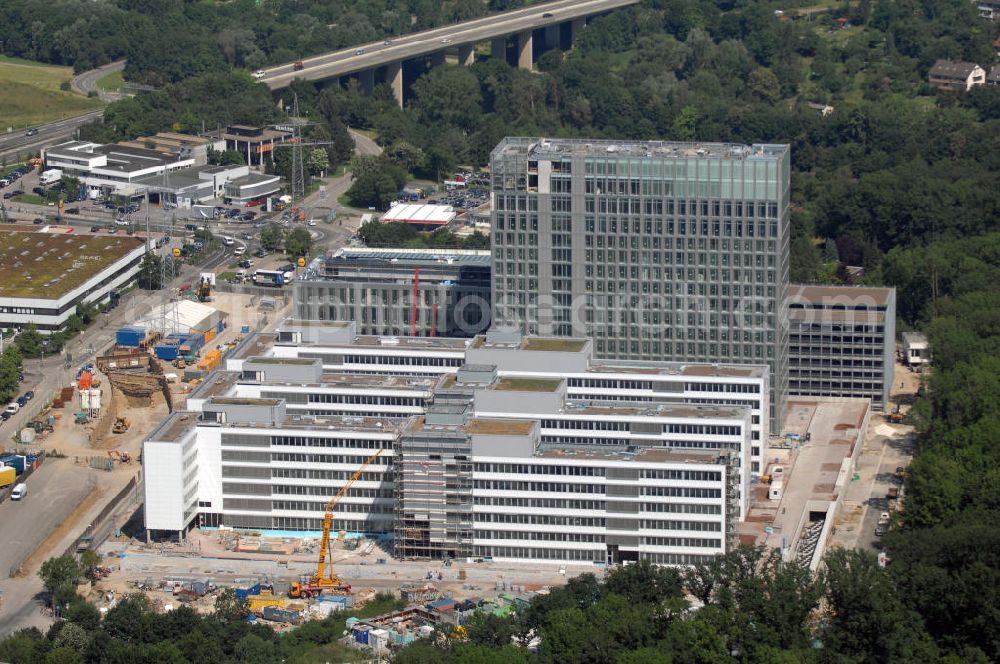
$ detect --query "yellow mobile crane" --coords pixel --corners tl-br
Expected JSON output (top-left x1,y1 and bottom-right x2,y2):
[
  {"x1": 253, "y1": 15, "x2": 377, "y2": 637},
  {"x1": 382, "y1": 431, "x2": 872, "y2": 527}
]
[{"x1": 289, "y1": 448, "x2": 385, "y2": 598}]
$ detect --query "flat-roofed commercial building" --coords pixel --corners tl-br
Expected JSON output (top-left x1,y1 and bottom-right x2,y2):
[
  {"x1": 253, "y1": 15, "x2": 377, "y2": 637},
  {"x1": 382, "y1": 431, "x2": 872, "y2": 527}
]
[
  {"x1": 43, "y1": 141, "x2": 195, "y2": 197},
  {"x1": 145, "y1": 323, "x2": 761, "y2": 565},
  {"x1": 489, "y1": 137, "x2": 790, "y2": 433},
  {"x1": 787, "y1": 285, "x2": 896, "y2": 408},
  {"x1": 294, "y1": 248, "x2": 491, "y2": 337},
  {"x1": 0, "y1": 228, "x2": 146, "y2": 332}
]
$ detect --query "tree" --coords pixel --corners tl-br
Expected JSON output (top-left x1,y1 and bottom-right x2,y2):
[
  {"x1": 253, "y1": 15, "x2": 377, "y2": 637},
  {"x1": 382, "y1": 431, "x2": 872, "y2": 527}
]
[
  {"x1": 213, "y1": 588, "x2": 248, "y2": 624},
  {"x1": 38, "y1": 556, "x2": 82, "y2": 607},
  {"x1": 102, "y1": 594, "x2": 150, "y2": 644},
  {"x1": 207, "y1": 148, "x2": 246, "y2": 166},
  {"x1": 15, "y1": 325, "x2": 43, "y2": 359},
  {"x1": 259, "y1": 224, "x2": 284, "y2": 251},
  {"x1": 306, "y1": 147, "x2": 330, "y2": 176},
  {"x1": 79, "y1": 549, "x2": 101, "y2": 582},
  {"x1": 51, "y1": 623, "x2": 88, "y2": 652},
  {"x1": 604, "y1": 559, "x2": 684, "y2": 605},
  {"x1": 137, "y1": 252, "x2": 165, "y2": 290},
  {"x1": 347, "y1": 167, "x2": 405, "y2": 210},
  {"x1": 284, "y1": 227, "x2": 313, "y2": 258}
]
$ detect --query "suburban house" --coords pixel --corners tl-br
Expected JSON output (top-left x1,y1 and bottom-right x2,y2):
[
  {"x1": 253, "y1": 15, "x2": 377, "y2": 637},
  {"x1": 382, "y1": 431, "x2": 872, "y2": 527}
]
[{"x1": 928, "y1": 60, "x2": 986, "y2": 92}]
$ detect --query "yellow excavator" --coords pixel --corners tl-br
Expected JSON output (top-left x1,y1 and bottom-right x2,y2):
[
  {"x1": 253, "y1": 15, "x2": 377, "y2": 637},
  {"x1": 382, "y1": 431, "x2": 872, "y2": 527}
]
[{"x1": 289, "y1": 448, "x2": 385, "y2": 599}]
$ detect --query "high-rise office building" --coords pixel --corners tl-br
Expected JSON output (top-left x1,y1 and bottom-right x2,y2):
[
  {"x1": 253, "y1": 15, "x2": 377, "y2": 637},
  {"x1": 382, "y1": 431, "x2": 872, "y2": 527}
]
[{"x1": 490, "y1": 138, "x2": 790, "y2": 430}]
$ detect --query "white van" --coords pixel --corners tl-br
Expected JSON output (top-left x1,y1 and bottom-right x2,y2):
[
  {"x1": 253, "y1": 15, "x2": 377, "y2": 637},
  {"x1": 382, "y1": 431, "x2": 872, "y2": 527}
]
[
  {"x1": 11, "y1": 483, "x2": 27, "y2": 500},
  {"x1": 222, "y1": 236, "x2": 235, "y2": 246},
  {"x1": 5, "y1": 402, "x2": 19, "y2": 415}
]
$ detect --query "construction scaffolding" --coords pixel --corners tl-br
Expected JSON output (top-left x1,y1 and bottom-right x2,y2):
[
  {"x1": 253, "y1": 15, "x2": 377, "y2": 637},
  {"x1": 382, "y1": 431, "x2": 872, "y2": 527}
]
[{"x1": 393, "y1": 429, "x2": 474, "y2": 561}]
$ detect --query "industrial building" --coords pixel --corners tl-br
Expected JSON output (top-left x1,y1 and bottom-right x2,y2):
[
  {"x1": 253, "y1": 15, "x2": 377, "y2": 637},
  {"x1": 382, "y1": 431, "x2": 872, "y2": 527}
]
[
  {"x1": 0, "y1": 228, "x2": 146, "y2": 332},
  {"x1": 293, "y1": 248, "x2": 491, "y2": 338},
  {"x1": 489, "y1": 137, "x2": 790, "y2": 432},
  {"x1": 144, "y1": 323, "x2": 766, "y2": 566},
  {"x1": 787, "y1": 285, "x2": 896, "y2": 408}
]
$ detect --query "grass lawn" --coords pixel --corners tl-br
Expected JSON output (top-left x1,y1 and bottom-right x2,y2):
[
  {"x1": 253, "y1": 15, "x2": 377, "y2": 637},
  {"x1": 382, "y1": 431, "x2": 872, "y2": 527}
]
[
  {"x1": 95, "y1": 69, "x2": 123, "y2": 92},
  {"x1": 11, "y1": 193, "x2": 47, "y2": 206},
  {"x1": 0, "y1": 57, "x2": 103, "y2": 129}
]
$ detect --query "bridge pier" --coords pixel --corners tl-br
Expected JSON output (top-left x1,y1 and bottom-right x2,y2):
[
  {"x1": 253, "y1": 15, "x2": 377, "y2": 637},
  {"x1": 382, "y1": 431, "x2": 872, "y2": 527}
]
[
  {"x1": 458, "y1": 44, "x2": 475, "y2": 66},
  {"x1": 491, "y1": 37, "x2": 507, "y2": 62},
  {"x1": 517, "y1": 30, "x2": 533, "y2": 70},
  {"x1": 570, "y1": 18, "x2": 586, "y2": 46},
  {"x1": 387, "y1": 61, "x2": 403, "y2": 108},
  {"x1": 359, "y1": 69, "x2": 375, "y2": 96}
]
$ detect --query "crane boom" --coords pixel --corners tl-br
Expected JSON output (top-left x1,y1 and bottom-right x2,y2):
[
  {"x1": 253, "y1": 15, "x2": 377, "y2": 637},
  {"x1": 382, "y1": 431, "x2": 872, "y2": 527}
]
[{"x1": 314, "y1": 448, "x2": 385, "y2": 584}]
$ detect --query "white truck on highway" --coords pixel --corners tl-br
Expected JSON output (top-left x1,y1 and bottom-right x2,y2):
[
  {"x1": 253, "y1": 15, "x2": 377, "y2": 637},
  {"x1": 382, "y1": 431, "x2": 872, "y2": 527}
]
[{"x1": 39, "y1": 169, "x2": 62, "y2": 185}]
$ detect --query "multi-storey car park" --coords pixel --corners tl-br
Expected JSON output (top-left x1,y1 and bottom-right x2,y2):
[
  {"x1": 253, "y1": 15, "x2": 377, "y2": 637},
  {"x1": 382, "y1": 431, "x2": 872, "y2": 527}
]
[{"x1": 145, "y1": 322, "x2": 765, "y2": 566}]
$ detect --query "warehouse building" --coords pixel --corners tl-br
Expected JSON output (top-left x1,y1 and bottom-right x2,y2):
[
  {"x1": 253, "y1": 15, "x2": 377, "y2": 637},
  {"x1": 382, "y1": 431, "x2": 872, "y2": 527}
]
[
  {"x1": 294, "y1": 248, "x2": 491, "y2": 338},
  {"x1": 145, "y1": 324, "x2": 764, "y2": 565},
  {"x1": 43, "y1": 141, "x2": 195, "y2": 198},
  {"x1": 787, "y1": 285, "x2": 896, "y2": 408},
  {"x1": 0, "y1": 229, "x2": 146, "y2": 332}
]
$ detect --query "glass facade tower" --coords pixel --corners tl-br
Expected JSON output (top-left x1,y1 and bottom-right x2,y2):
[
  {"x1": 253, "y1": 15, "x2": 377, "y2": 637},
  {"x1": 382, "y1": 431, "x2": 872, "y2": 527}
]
[{"x1": 489, "y1": 138, "x2": 790, "y2": 431}]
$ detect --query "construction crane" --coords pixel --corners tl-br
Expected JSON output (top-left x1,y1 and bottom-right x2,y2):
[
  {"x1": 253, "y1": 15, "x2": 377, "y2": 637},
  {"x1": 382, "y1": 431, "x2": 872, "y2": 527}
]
[{"x1": 289, "y1": 448, "x2": 385, "y2": 598}]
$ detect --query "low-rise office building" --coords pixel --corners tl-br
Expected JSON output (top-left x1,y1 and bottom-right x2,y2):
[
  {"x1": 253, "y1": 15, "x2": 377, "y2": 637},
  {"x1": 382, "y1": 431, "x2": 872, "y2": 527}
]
[
  {"x1": 294, "y1": 248, "x2": 492, "y2": 338},
  {"x1": 43, "y1": 141, "x2": 195, "y2": 198},
  {"x1": 0, "y1": 228, "x2": 146, "y2": 332},
  {"x1": 787, "y1": 285, "x2": 896, "y2": 408}
]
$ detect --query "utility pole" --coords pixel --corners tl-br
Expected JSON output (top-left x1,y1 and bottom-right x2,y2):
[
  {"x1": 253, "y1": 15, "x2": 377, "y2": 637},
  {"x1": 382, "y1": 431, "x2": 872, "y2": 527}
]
[{"x1": 290, "y1": 94, "x2": 306, "y2": 207}]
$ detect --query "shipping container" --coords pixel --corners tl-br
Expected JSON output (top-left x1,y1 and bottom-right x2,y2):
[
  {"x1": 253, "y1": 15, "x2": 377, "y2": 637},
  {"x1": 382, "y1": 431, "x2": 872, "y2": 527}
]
[
  {"x1": 196, "y1": 350, "x2": 221, "y2": 371},
  {"x1": 353, "y1": 626, "x2": 370, "y2": 644},
  {"x1": 234, "y1": 583, "x2": 261, "y2": 602},
  {"x1": 262, "y1": 606, "x2": 299, "y2": 623},
  {"x1": 154, "y1": 343, "x2": 181, "y2": 360},
  {"x1": 0, "y1": 466, "x2": 16, "y2": 488},
  {"x1": 246, "y1": 595, "x2": 286, "y2": 613},
  {"x1": 0, "y1": 455, "x2": 26, "y2": 474},
  {"x1": 115, "y1": 327, "x2": 146, "y2": 348}
]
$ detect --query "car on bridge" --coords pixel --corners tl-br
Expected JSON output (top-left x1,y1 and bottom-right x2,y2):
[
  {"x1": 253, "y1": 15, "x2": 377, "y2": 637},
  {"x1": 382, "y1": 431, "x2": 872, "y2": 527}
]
[{"x1": 253, "y1": 70, "x2": 266, "y2": 80}]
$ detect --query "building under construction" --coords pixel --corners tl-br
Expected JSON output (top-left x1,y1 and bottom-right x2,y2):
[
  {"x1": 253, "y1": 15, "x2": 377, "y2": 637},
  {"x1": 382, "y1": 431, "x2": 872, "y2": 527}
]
[{"x1": 144, "y1": 325, "x2": 759, "y2": 566}]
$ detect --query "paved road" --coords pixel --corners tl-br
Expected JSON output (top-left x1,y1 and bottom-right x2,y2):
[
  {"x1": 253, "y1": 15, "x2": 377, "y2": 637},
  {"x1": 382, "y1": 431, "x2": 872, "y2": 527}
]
[
  {"x1": 348, "y1": 129, "x2": 383, "y2": 156},
  {"x1": 70, "y1": 60, "x2": 126, "y2": 100},
  {"x1": 0, "y1": 462, "x2": 97, "y2": 577},
  {"x1": 0, "y1": 111, "x2": 104, "y2": 161},
  {"x1": 263, "y1": 0, "x2": 639, "y2": 89}
]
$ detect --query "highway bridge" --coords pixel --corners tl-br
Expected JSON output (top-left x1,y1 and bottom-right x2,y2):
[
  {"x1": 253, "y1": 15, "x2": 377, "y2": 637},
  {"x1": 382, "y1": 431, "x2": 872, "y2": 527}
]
[{"x1": 261, "y1": 0, "x2": 640, "y2": 106}]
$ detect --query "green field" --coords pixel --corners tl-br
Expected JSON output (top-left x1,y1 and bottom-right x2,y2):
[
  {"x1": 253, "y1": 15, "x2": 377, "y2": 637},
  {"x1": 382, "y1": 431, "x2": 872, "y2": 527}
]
[
  {"x1": 0, "y1": 56, "x2": 104, "y2": 129},
  {"x1": 95, "y1": 69, "x2": 123, "y2": 92}
]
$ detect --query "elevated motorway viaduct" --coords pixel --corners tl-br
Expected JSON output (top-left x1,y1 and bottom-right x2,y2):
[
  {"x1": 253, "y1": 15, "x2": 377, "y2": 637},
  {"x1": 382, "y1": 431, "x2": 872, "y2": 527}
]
[{"x1": 262, "y1": 0, "x2": 640, "y2": 107}]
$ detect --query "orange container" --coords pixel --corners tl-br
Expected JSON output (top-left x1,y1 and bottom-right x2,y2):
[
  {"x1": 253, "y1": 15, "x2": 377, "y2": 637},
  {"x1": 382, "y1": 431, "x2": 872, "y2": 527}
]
[{"x1": 78, "y1": 371, "x2": 92, "y2": 390}]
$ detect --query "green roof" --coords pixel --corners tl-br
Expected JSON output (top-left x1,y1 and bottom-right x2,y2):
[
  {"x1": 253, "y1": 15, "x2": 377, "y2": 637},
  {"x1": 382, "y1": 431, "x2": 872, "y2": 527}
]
[
  {"x1": 520, "y1": 338, "x2": 587, "y2": 352},
  {"x1": 0, "y1": 229, "x2": 143, "y2": 299},
  {"x1": 494, "y1": 377, "x2": 563, "y2": 392}
]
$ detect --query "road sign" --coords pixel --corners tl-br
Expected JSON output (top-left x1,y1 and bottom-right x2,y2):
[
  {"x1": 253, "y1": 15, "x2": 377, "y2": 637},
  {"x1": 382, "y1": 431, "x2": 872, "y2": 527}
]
[
  {"x1": 172, "y1": 247, "x2": 181, "y2": 257},
  {"x1": 297, "y1": 257, "x2": 305, "y2": 267},
  {"x1": 877, "y1": 552, "x2": 887, "y2": 568},
  {"x1": 318, "y1": 185, "x2": 326, "y2": 200},
  {"x1": 764, "y1": 526, "x2": 774, "y2": 535}
]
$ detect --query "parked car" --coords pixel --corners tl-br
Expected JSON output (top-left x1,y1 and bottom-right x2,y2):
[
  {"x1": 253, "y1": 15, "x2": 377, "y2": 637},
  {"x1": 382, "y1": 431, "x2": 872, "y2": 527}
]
[
  {"x1": 24, "y1": 391, "x2": 33, "y2": 401},
  {"x1": 5, "y1": 403, "x2": 19, "y2": 415},
  {"x1": 15, "y1": 396, "x2": 27, "y2": 408},
  {"x1": 238, "y1": 259, "x2": 254, "y2": 269},
  {"x1": 32, "y1": 218, "x2": 44, "y2": 224},
  {"x1": 90, "y1": 225, "x2": 100, "y2": 232},
  {"x1": 0, "y1": 411, "x2": 10, "y2": 421},
  {"x1": 65, "y1": 207, "x2": 79, "y2": 215}
]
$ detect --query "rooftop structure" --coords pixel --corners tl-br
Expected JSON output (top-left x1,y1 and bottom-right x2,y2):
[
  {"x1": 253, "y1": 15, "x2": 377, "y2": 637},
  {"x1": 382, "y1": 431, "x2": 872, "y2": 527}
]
[{"x1": 928, "y1": 60, "x2": 986, "y2": 91}]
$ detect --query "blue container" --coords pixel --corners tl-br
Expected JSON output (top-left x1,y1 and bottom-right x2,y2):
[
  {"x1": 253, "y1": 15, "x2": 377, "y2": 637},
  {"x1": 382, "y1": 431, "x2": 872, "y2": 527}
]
[
  {"x1": 154, "y1": 343, "x2": 180, "y2": 360},
  {"x1": 240, "y1": 325, "x2": 250, "y2": 334},
  {"x1": 216, "y1": 320, "x2": 225, "y2": 334},
  {"x1": 234, "y1": 584, "x2": 260, "y2": 602},
  {"x1": 116, "y1": 327, "x2": 145, "y2": 348},
  {"x1": 353, "y1": 626, "x2": 370, "y2": 644},
  {"x1": 0, "y1": 454, "x2": 26, "y2": 474},
  {"x1": 180, "y1": 332, "x2": 205, "y2": 353}
]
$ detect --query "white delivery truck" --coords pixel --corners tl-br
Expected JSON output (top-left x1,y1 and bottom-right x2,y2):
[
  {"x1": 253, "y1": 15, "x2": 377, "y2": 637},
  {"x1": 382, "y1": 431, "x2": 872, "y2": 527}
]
[{"x1": 39, "y1": 169, "x2": 63, "y2": 185}]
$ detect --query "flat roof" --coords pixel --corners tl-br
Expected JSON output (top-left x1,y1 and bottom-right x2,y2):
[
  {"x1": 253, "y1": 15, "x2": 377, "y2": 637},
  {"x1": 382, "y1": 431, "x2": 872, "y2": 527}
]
[
  {"x1": 586, "y1": 360, "x2": 766, "y2": 378},
  {"x1": 520, "y1": 338, "x2": 588, "y2": 352},
  {"x1": 788, "y1": 285, "x2": 893, "y2": 307},
  {"x1": 0, "y1": 229, "x2": 144, "y2": 299},
  {"x1": 538, "y1": 447, "x2": 727, "y2": 465},
  {"x1": 347, "y1": 336, "x2": 470, "y2": 351},
  {"x1": 326, "y1": 247, "x2": 491, "y2": 266},
  {"x1": 493, "y1": 377, "x2": 563, "y2": 392},
  {"x1": 494, "y1": 137, "x2": 788, "y2": 161},
  {"x1": 564, "y1": 403, "x2": 745, "y2": 420},
  {"x1": 149, "y1": 411, "x2": 200, "y2": 443},
  {"x1": 209, "y1": 397, "x2": 281, "y2": 407},
  {"x1": 382, "y1": 204, "x2": 456, "y2": 225},
  {"x1": 466, "y1": 419, "x2": 536, "y2": 436},
  {"x1": 245, "y1": 357, "x2": 318, "y2": 365}
]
